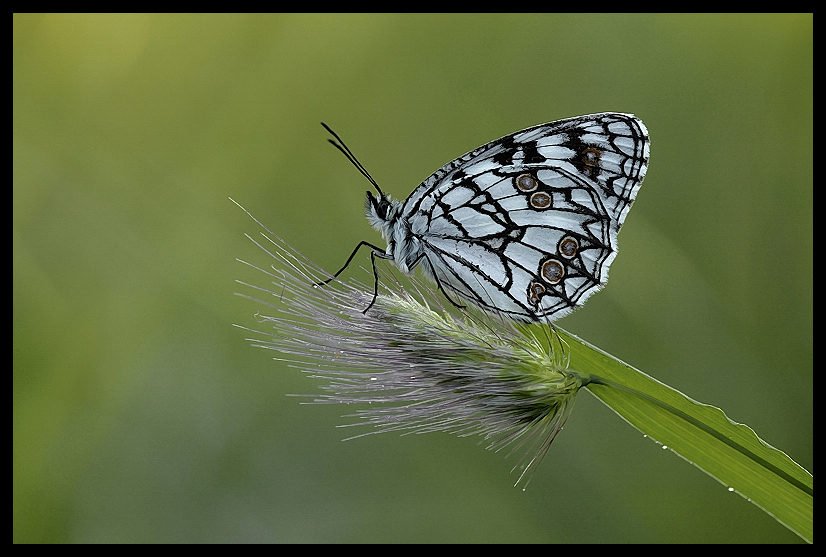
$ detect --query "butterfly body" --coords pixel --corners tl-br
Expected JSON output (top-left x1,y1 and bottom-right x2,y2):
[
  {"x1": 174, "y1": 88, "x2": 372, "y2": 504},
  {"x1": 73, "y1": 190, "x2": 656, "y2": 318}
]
[{"x1": 334, "y1": 113, "x2": 649, "y2": 322}]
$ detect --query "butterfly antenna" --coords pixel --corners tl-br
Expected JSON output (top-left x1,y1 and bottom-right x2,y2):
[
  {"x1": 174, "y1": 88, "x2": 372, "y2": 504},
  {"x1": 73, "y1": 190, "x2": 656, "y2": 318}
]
[{"x1": 321, "y1": 122, "x2": 385, "y2": 197}]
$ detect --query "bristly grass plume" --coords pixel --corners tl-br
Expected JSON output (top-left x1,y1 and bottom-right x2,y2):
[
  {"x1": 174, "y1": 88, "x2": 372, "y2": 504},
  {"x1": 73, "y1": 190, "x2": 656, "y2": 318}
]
[
  {"x1": 232, "y1": 201, "x2": 812, "y2": 540},
  {"x1": 234, "y1": 203, "x2": 582, "y2": 486}
]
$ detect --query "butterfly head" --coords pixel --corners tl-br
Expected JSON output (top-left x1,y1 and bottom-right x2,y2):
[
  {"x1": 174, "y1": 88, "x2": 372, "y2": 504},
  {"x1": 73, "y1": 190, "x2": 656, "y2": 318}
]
[{"x1": 365, "y1": 189, "x2": 400, "y2": 231}]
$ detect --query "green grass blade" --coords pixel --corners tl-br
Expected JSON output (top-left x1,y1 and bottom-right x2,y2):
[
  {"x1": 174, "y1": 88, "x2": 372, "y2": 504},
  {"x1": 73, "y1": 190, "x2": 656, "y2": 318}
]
[{"x1": 556, "y1": 328, "x2": 813, "y2": 543}]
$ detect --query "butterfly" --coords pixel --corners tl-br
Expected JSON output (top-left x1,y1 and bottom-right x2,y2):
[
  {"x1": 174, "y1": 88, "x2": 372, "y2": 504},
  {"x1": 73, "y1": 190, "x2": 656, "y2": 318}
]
[{"x1": 319, "y1": 112, "x2": 650, "y2": 322}]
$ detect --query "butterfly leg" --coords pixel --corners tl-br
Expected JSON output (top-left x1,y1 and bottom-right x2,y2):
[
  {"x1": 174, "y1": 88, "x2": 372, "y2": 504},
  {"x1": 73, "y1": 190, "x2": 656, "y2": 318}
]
[
  {"x1": 408, "y1": 253, "x2": 467, "y2": 310},
  {"x1": 362, "y1": 249, "x2": 392, "y2": 314},
  {"x1": 314, "y1": 240, "x2": 387, "y2": 286}
]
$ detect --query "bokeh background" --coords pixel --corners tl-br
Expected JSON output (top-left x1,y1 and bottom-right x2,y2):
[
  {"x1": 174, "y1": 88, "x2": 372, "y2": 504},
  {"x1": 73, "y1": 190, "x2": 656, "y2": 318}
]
[{"x1": 14, "y1": 14, "x2": 812, "y2": 543}]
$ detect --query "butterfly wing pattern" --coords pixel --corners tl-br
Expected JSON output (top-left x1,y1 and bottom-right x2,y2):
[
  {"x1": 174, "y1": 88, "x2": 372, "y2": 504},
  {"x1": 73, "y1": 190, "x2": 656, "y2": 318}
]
[{"x1": 345, "y1": 112, "x2": 649, "y2": 322}]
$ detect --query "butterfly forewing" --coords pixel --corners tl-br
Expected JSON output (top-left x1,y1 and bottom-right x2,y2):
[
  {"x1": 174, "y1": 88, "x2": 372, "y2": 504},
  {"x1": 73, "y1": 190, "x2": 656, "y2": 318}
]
[{"x1": 401, "y1": 113, "x2": 649, "y2": 322}]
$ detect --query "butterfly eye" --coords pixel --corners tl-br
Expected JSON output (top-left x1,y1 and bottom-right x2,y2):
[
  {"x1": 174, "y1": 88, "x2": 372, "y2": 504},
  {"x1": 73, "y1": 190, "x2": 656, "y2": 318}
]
[
  {"x1": 527, "y1": 281, "x2": 547, "y2": 306},
  {"x1": 582, "y1": 147, "x2": 600, "y2": 162},
  {"x1": 558, "y1": 236, "x2": 579, "y2": 259},
  {"x1": 515, "y1": 173, "x2": 538, "y2": 192},
  {"x1": 367, "y1": 191, "x2": 391, "y2": 219},
  {"x1": 578, "y1": 147, "x2": 602, "y2": 177},
  {"x1": 530, "y1": 192, "x2": 551, "y2": 209},
  {"x1": 540, "y1": 259, "x2": 565, "y2": 284}
]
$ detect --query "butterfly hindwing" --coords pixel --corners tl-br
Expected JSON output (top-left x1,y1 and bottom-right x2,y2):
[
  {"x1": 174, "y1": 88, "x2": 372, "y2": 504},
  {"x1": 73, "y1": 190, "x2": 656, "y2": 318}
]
[{"x1": 401, "y1": 113, "x2": 649, "y2": 321}]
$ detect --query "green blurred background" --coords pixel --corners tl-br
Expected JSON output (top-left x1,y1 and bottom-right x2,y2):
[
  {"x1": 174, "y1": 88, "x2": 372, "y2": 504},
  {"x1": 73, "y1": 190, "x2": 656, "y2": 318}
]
[{"x1": 14, "y1": 14, "x2": 812, "y2": 543}]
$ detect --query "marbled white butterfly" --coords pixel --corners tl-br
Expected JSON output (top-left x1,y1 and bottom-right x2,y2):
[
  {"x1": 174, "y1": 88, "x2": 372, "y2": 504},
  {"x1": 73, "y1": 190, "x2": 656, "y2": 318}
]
[{"x1": 320, "y1": 112, "x2": 650, "y2": 322}]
